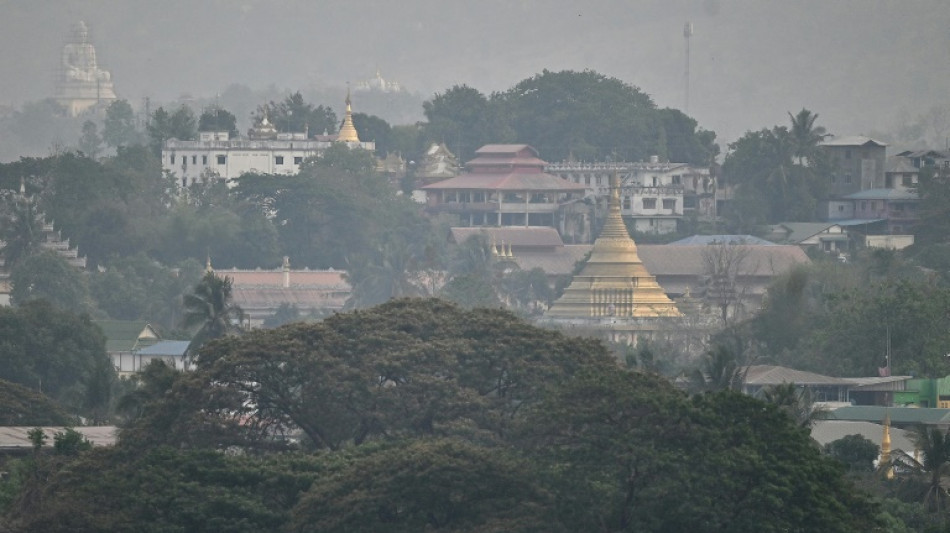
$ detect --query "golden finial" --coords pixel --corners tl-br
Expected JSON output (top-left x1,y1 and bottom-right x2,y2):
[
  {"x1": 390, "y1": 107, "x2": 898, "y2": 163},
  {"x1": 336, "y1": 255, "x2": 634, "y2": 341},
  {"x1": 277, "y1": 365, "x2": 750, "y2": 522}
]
[{"x1": 205, "y1": 254, "x2": 213, "y2": 273}]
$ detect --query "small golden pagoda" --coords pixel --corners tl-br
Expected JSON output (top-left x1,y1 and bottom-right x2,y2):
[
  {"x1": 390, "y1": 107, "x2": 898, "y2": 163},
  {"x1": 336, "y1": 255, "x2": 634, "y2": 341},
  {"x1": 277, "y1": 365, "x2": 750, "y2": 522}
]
[
  {"x1": 545, "y1": 172, "x2": 680, "y2": 318},
  {"x1": 881, "y1": 412, "x2": 894, "y2": 480},
  {"x1": 336, "y1": 89, "x2": 361, "y2": 143}
]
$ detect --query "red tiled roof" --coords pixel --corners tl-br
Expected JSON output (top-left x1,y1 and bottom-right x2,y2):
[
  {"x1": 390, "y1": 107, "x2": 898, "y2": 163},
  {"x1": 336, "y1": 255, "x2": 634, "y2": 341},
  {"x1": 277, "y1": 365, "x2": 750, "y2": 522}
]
[
  {"x1": 219, "y1": 269, "x2": 348, "y2": 287},
  {"x1": 422, "y1": 172, "x2": 585, "y2": 191},
  {"x1": 475, "y1": 144, "x2": 539, "y2": 157},
  {"x1": 465, "y1": 156, "x2": 549, "y2": 168}
]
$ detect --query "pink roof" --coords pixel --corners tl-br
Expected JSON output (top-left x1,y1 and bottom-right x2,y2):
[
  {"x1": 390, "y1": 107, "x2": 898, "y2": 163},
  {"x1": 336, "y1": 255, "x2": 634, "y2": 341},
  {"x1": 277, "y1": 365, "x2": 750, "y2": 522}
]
[
  {"x1": 465, "y1": 155, "x2": 549, "y2": 168},
  {"x1": 475, "y1": 144, "x2": 539, "y2": 157},
  {"x1": 422, "y1": 172, "x2": 585, "y2": 191},
  {"x1": 219, "y1": 269, "x2": 349, "y2": 287}
]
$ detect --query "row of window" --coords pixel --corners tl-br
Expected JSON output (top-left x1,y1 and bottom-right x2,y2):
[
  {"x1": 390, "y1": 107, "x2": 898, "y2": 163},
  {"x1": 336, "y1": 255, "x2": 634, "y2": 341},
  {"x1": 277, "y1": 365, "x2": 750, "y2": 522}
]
[
  {"x1": 170, "y1": 154, "x2": 227, "y2": 165},
  {"x1": 570, "y1": 175, "x2": 683, "y2": 186},
  {"x1": 624, "y1": 198, "x2": 676, "y2": 210},
  {"x1": 169, "y1": 154, "x2": 304, "y2": 166}
]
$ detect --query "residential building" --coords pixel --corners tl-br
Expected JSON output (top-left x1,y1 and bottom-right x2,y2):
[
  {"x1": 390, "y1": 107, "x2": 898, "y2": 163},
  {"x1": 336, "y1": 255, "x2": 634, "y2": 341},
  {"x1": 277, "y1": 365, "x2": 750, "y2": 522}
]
[
  {"x1": 820, "y1": 136, "x2": 887, "y2": 197},
  {"x1": 162, "y1": 93, "x2": 375, "y2": 187},
  {"x1": 546, "y1": 156, "x2": 715, "y2": 235},
  {"x1": 95, "y1": 320, "x2": 162, "y2": 376},
  {"x1": 422, "y1": 145, "x2": 589, "y2": 241},
  {"x1": 740, "y1": 365, "x2": 910, "y2": 405},
  {"x1": 766, "y1": 222, "x2": 852, "y2": 254},
  {"x1": 844, "y1": 188, "x2": 919, "y2": 237}
]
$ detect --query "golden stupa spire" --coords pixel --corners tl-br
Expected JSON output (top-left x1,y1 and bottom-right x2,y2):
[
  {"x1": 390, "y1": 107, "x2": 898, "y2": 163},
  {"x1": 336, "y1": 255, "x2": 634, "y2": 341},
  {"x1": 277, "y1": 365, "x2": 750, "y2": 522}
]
[
  {"x1": 545, "y1": 172, "x2": 680, "y2": 318},
  {"x1": 205, "y1": 253, "x2": 214, "y2": 274},
  {"x1": 336, "y1": 86, "x2": 361, "y2": 143},
  {"x1": 881, "y1": 411, "x2": 894, "y2": 479}
]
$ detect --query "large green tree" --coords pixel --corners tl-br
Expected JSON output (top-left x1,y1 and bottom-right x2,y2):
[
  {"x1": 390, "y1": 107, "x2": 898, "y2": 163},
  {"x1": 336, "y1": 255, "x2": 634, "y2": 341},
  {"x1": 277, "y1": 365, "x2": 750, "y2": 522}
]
[
  {"x1": 9, "y1": 251, "x2": 90, "y2": 312},
  {"x1": 0, "y1": 299, "x2": 111, "y2": 411},
  {"x1": 197, "y1": 105, "x2": 239, "y2": 139},
  {"x1": 102, "y1": 99, "x2": 142, "y2": 148}
]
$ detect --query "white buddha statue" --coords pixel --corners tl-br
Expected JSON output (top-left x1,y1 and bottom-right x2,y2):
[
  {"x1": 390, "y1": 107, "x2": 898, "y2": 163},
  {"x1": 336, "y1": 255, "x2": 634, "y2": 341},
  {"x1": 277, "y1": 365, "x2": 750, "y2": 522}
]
[{"x1": 61, "y1": 21, "x2": 111, "y2": 84}]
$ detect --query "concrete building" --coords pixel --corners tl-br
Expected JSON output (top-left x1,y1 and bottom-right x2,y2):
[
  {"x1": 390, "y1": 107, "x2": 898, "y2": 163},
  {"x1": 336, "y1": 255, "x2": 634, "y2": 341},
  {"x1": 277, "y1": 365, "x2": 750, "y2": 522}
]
[
  {"x1": 546, "y1": 157, "x2": 715, "y2": 235},
  {"x1": 162, "y1": 93, "x2": 375, "y2": 187},
  {"x1": 820, "y1": 136, "x2": 887, "y2": 197},
  {"x1": 422, "y1": 145, "x2": 588, "y2": 241}
]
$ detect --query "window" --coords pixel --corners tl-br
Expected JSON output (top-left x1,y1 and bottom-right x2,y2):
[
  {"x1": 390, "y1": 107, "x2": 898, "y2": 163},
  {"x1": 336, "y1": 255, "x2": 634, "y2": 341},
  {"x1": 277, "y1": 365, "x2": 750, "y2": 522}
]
[
  {"x1": 902, "y1": 175, "x2": 913, "y2": 186},
  {"x1": 169, "y1": 155, "x2": 175, "y2": 164},
  {"x1": 861, "y1": 201, "x2": 867, "y2": 210},
  {"x1": 275, "y1": 156, "x2": 284, "y2": 165},
  {"x1": 584, "y1": 176, "x2": 590, "y2": 185},
  {"x1": 623, "y1": 196, "x2": 631, "y2": 209},
  {"x1": 845, "y1": 173, "x2": 852, "y2": 184},
  {"x1": 294, "y1": 156, "x2": 303, "y2": 165},
  {"x1": 672, "y1": 175, "x2": 681, "y2": 185},
  {"x1": 192, "y1": 155, "x2": 197, "y2": 164},
  {"x1": 651, "y1": 177, "x2": 658, "y2": 186},
  {"x1": 663, "y1": 199, "x2": 676, "y2": 210},
  {"x1": 202, "y1": 155, "x2": 208, "y2": 165},
  {"x1": 838, "y1": 205, "x2": 844, "y2": 212},
  {"x1": 642, "y1": 198, "x2": 657, "y2": 209},
  {"x1": 595, "y1": 176, "x2": 602, "y2": 186},
  {"x1": 217, "y1": 155, "x2": 226, "y2": 165},
  {"x1": 845, "y1": 149, "x2": 852, "y2": 159}
]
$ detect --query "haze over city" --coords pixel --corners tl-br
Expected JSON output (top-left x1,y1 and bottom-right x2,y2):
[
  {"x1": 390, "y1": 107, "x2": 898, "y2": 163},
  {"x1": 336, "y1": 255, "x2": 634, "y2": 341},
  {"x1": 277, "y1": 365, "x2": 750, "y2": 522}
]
[{"x1": 1, "y1": 0, "x2": 948, "y2": 147}]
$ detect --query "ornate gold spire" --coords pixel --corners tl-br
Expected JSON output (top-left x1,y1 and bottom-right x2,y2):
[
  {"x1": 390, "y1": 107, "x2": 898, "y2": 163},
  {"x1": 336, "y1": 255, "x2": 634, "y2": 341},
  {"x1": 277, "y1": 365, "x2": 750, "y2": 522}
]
[
  {"x1": 545, "y1": 172, "x2": 680, "y2": 318},
  {"x1": 336, "y1": 88, "x2": 361, "y2": 143},
  {"x1": 881, "y1": 411, "x2": 894, "y2": 479}
]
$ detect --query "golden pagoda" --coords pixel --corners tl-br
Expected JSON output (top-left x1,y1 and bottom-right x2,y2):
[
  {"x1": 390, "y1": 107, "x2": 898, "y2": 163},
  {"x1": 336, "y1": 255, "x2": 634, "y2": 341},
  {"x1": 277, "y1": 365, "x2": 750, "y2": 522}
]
[
  {"x1": 545, "y1": 172, "x2": 680, "y2": 318},
  {"x1": 881, "y1": 412, "x2": 894, "y2": 480},
  {"x1": 336, "y1": 89, "x2": 360, "y2": 143}
]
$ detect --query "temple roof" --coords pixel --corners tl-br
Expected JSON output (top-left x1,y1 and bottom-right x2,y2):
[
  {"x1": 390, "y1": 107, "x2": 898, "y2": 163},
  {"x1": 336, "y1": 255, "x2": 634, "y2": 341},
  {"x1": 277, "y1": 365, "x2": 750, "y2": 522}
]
[
  {"x1": 422, "y1": 172, "x2": 584, "y2": 191},
  {"x1": 544, "y1": 173, "x2": 680, "y2": 319}
]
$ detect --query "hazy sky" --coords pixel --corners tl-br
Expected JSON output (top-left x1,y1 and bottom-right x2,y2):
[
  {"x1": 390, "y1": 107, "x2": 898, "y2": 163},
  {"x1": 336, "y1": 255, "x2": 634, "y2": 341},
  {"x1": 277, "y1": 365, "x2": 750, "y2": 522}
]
[{"x1": 1, "y1": 0, "x2": 948, "y2": 146}]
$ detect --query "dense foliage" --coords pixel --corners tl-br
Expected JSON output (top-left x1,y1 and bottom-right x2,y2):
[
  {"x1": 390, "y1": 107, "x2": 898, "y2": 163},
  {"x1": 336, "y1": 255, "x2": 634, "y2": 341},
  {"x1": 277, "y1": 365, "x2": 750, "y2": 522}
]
[{"x1": 1, "y1": 300, "x2": 881, "y2": 532}]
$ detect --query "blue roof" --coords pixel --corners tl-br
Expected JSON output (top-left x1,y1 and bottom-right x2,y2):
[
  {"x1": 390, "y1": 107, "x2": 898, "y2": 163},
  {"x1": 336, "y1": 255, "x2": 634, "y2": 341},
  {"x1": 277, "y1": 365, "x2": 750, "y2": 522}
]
[
  {"x1": 668, "y1": 235, "x2": 776, "y2": 246},
  {"x1": 136, "y1": 340, "x2": 190, "y2": 357},
  {"x1": 831, "y1": 218, "x2": 886, "y2": 226}
]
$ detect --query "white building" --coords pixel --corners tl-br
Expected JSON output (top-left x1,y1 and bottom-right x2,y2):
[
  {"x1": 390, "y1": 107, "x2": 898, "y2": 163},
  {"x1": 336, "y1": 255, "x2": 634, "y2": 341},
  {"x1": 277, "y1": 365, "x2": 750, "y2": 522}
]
[
  {"x1": 162, "y1": 94, "x2": 375, "y2": 187},
  {"x1": 546, "y1": 156, "x2": 714, "y2": 235},
  {"x1": 163, "y1": 132, "x2": 376, "y2": 187}
]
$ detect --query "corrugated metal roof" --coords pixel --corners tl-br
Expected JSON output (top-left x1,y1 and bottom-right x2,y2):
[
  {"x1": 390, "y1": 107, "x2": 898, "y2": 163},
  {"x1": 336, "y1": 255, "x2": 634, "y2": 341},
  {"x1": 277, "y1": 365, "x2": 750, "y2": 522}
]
[
  {"x1": 512, "y1": 244, "x2": 809, "y2": 277},
  {"x1": 743, "y1": 365, "x2": 851, "y2": 386},
  {"x1": 844, "y1": 188, "x2": 918, "y2": 200},
  {"x1": 669, "y1": 235, "x2": 776, "y2": 246},
  {"x1": 886, "y1": 156, "x2": 919, "y2": 174},
  {"x1": 771, "y1": 222, "x2": 839, "y2": 243},
  {"x1": 0, "y1": 426, "x2": 117, "y2": 449},
  {"x1": 820, "y1": 136, "x2": 887, "y2": 147},
  {"x1": 811, "y1": 420, "x2": 914, "y2": 451},
  {"x1": 828, "y1": 406, "x2": 950, "y2": 425},
  {"x1": 136, "y1": 340, "x2": 190, "y2": 357}
]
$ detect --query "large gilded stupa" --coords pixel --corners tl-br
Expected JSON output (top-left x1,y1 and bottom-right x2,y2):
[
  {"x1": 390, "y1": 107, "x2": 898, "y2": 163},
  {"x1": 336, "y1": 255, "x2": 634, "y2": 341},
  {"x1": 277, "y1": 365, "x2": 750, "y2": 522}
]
[{"x1": 544, "y1": 172, "x2": 680, "y2": 319}]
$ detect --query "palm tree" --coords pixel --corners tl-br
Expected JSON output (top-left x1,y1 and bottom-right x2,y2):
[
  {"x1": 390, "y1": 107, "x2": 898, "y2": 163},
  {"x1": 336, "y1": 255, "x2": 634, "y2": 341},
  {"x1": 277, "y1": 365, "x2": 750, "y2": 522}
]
[
  {"x1": 758, "y1": 383, "x2": 826, "y2": 428},
  {"x1": 344, "y1": 237, "x2": 426, "y2": 310},
  {"x1": 182, "y1": 271, "x2": 245, "y2": 362},
  {"x1": 788, "y1": 108, "x2": 828, "y2": 166},
  {"x1": 690, "y1": 345, "x2": 746, "y2": 393},
  {"x1": 910, "y1": 425, "x2": 950, "y2": 513}
]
